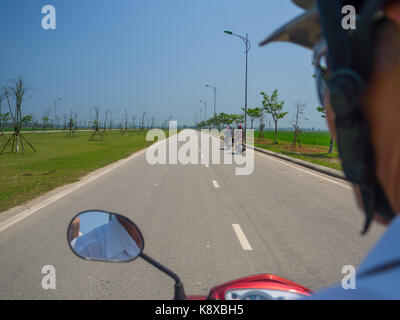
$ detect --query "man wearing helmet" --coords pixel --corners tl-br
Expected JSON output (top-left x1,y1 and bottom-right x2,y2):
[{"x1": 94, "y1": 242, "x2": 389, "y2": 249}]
[{"x1": 261, "y1": 0, "x2": 400, "y2": 298}]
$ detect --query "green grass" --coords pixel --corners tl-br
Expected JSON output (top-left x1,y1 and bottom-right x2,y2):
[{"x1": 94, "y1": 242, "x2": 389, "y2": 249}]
[
  {"x1": 255, "y1": 130, "x2": 337, "y2": 148},
  {"x1": 254, "y1": 131, "x2": 342, "y2": 171},
  {"x1": 0, "y1": 130, "x2": 157, "y2": 212}
]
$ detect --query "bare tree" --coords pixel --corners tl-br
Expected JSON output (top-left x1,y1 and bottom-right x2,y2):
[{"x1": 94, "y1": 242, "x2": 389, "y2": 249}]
[
  {"x1": 74, "y1": 113, "x2": 78, "y2": 132},
  {"x1": 89, "y1": 107, "x2": 103, "y2": 141},
  {"x1": 292, "y1": 102, "x2": 307, "y2": 148},
  {"x1": 42, "y1": 108, "x2": 51, "y2": 134},
  {"x1": 141, "y1": 112, "x2": 147, "y2": 131},
  {"x1": 63, "y1": 114, "x2": 67, "y2": 131},
  {"x1": 102, "y1": 110, "x2": 109, "y2": 135},
  {"x1": 1, "y1": 77, "x2": 36, "y2": 154},
  {"x1": 66, "y1": 110, "x2": 76, "y2": 138}
]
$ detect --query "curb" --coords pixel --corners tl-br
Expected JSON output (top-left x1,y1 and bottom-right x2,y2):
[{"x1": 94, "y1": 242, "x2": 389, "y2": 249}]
[
  {"x1": 214, "y1": 133, "x2": 345, "y2": 180},
  {"x1": 249, "y1": 144, "x2": 345, "y2": 180}
]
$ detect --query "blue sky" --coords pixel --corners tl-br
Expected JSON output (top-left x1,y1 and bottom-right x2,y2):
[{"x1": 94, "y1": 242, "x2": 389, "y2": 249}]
[{"x1": 0, "y1": 0, "x2": 326, "y2": 129}]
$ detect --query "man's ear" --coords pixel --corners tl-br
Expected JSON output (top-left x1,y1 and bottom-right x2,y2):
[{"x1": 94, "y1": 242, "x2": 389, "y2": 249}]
[{"x1": 384, "y1": 1, "x2": 400, "y2": 27}]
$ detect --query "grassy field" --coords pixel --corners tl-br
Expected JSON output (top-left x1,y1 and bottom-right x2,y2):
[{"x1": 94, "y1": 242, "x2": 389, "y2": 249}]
[
  {"x1": 255, "y1": 130, "x2": 337, "y2": 147},
  {"x1": 0, "y1": 130, "x2": 156, "y2": 213},
  {"x1": 254, "y1": 130, "x2": 342, "y2": 171}
]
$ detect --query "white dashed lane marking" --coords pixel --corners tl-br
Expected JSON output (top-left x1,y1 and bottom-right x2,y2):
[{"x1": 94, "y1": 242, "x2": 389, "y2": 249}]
[{"x1": 232, "y1": 224, "x2": 253, "y2": 251}]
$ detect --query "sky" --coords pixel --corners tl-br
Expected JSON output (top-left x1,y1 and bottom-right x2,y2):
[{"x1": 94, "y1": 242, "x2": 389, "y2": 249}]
[{"x1": 0, "y1": 0, "x2": 327, "y2": 129}]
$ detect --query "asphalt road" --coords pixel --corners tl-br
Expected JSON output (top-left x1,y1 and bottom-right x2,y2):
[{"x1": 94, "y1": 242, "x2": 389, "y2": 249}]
[{"x1": 0, "y1": 130, "x2": 385, "y2": 299}]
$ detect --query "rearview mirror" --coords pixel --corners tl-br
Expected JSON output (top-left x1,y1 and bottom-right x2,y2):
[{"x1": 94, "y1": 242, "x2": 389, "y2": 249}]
[{"x1": 67, "y1": 210, "x2": 144, "y2": 262}]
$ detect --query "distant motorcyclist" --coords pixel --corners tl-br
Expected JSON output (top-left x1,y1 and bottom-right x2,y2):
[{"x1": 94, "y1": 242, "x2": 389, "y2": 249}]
[
  {"x1": 261, "y1": 0, "x2": 400, "y2": 299},
  {"x1": 235, "y1": 125, "x2": 245, "y2": 154},
  {"x1": 224, "y1": 126, "x2": 232, "y2": 150}
]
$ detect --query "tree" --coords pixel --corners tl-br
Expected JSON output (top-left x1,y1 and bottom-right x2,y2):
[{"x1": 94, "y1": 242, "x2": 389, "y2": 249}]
[
  {"x1": 197, "y1": 120, "x2": 206, "y2": 129},
  {"x1": 0, "y1": 77, "x2": 36, "y2": 154},
  {"x1": 102, "y1": 110, "x2": 109, "y2": 135},
  {"x1": 90, "y1": 107, "x2": 103, "y2": 141},
  {"x1": 22, "y1": 114, "x2": 33, "y2": 128},
  {"x1": 317, "y1": 106, "x2": 334, "y2": 153},
  {"x1": 141, "y1": 112, "x2": 146, "y2": 131},
  {"x1": 74, "y1": 113, "x2": 78, "y2": 132},
  {"x1": 42, "y1": 109, "x2": 51, "y2": 133},
  {"x1": 242, "y1": 107, "x2": 262, "y2": 129},
  {"x1": 131, "y1": 115, "x2": 136, "y2": 131},
  {"x1": 230, "y1": 114, "x2": 244, "y2": 128},
  {"x1": 292, "y1": 102, "x2": 307, "y2": 148},
  {"x1": 32, "y1": 119, "x2": 39, "y2": 132},
  {"x1": 63, "y1": 114, "x2": 67, "y2": 131},
  {"x1": 261, "y1": 89, "x2": 288, "y2": 144},
  {"x1": 66, "y1": 110, "x2": 76, "y2": 138},
  {"x1": 0, "y1": 111, "x2": 10, "y2": 134},
  {"x1": 258, "y1": 108, "x2": 266, "y2": 140},
  {"x1": 218, "y1": 112, "x2": 234, "y2": 128}
]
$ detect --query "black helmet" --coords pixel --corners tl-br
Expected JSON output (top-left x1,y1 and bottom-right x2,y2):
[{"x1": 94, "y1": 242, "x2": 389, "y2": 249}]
[{"x1": 260, "y1": 0, "x2": 396, "y2": 234}]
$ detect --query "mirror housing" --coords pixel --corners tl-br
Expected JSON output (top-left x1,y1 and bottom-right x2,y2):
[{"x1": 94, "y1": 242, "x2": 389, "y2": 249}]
[{"x1": 67, "y1": 210, "x2": 144, "y2": 262}]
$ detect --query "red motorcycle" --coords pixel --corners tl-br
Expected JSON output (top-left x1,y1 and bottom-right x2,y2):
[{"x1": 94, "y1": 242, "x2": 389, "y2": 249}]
[{"x1": 67, "y1": 210, "x2": 312, "y2": 300}]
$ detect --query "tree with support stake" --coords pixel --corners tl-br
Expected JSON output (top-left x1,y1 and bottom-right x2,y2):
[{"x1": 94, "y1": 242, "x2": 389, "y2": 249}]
[
  {"x1": 66, "y1": 111, "x2": 76, "y2": 138},
  {"x1": 292, "y1": 102, "x2": 307, "y2": 149},
  {"x1": 141, "y1": 112, "x2": 147, "y2": 132},
  {"x1": 42, "y1": 108, "x2": 51, "y2": 134},
  {"x1": 120, "y1": 109, "x2": 129, "y2": 135},
  {"x1": 89, "y1": 107, "x2": 104, "y2": 141},
  {"x1": 102, "y1": 110, "x2": 109, "y2": 136},
  {"x1": 74, "y1": 113, "x2": 78, "y2": 133},
  {"x1": 0, "y1": 77, "x2": 36, "y2": 154}
]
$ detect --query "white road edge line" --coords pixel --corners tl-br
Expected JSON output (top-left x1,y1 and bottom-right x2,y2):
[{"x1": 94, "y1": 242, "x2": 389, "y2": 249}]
[
  {"x1": 0, "y1": 147, "x2": 149, "y2": 233},
  {"x1": 232, "y1": 224, "x2": 253, "y2": 251},
  {"x1": 256, "y1": 152, "x2": 351, "y2": 190},
  {"x1": 212, "y1": 180, "x2": 219, "y2": 188}
]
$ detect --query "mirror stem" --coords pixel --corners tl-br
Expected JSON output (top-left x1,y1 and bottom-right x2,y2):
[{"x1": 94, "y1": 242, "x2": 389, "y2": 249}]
[{"x1": 140, "y1": 252, "x2": 186, "y2": 300}]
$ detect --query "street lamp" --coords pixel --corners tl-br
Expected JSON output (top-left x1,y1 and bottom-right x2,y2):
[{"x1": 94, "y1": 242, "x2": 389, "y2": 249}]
[
  {"x1": 199, "y1": 100, "x2": 207, "y2": 122},
  {"x1": 205, "y1": 85, "x2": 217, "y2": 119},
  {"x1": 224, "y1": 30, "x2": 250, "y2": 138}
]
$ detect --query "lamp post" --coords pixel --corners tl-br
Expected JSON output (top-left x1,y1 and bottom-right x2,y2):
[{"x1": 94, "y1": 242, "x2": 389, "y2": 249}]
[
  {"x1": 205, "y1": 84, "x2": 217, "y2": 119},
  {"x1": 199, "y1": 100, "x2": 207, "y2": 122},
  {"x1": 224, "y1": 30, "x2": 250, "y2": 140}
]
